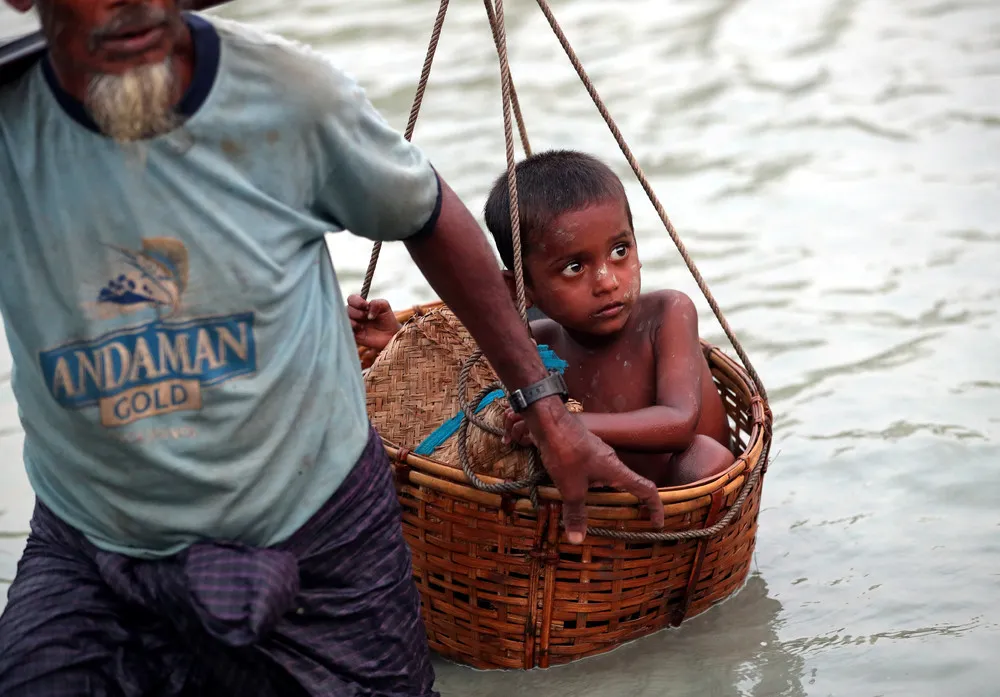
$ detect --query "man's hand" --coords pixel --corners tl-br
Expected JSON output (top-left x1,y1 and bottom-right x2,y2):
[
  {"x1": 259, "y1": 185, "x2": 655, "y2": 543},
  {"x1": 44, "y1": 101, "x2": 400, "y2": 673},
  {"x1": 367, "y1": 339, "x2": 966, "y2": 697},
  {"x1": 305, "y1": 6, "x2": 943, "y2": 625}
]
[
  {"x1": 521, "y1": 399, "x2": 665, "y2": 543},
  {"x1": 502, "y1": 408, "x2": 534, "y2": 447},
  {"x1": 403, "y1": 176, "x2": 664, "y2": 542},
  {"x1": 347, "y1": 294, "x2": 402, "y2": 352}
]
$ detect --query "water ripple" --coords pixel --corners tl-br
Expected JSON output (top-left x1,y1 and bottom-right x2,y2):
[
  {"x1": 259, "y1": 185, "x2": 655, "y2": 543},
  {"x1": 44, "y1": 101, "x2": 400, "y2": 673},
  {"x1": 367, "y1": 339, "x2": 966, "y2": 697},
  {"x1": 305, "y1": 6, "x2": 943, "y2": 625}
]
[{"x1": 1, "y1": 1, "x2": 998, "y2": 695}]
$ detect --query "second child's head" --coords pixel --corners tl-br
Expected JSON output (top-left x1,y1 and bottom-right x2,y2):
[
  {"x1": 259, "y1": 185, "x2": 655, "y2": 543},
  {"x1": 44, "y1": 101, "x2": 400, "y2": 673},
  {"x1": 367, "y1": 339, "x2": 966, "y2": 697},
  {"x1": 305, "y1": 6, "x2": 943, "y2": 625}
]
[{"x1": 483, "y1": 150, "x2": 640, "y2": 337}]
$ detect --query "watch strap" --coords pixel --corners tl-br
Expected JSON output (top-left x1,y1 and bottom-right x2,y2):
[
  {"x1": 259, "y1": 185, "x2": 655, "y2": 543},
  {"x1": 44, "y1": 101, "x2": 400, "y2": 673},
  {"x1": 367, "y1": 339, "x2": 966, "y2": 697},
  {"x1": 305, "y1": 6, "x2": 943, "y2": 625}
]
[{"x1": 508, "y1": 372, "x2": 569, "y2": 413}]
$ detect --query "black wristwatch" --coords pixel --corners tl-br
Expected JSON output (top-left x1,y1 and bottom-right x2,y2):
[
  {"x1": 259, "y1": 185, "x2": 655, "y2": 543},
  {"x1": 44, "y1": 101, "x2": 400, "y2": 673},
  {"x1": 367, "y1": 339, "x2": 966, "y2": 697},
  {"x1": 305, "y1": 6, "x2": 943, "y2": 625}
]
[{"x1": 508, "y1": 373, "x2": 569, "y2": 413}]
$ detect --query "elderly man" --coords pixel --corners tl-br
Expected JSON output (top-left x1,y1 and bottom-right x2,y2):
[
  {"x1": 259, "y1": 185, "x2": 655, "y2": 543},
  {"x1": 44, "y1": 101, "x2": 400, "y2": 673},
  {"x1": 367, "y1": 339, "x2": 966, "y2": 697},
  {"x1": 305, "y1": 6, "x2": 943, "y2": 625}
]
[{"x1": 0, "y1": 1, "x2": 664, "y2": 695}]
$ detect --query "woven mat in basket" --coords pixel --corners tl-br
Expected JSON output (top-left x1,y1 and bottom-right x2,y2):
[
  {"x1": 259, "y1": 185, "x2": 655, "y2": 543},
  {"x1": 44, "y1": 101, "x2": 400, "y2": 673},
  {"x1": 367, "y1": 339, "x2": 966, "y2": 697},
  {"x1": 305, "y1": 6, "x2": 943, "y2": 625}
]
[{"x1": 364, "y1": 306, "x2": 581, "y2": 481}]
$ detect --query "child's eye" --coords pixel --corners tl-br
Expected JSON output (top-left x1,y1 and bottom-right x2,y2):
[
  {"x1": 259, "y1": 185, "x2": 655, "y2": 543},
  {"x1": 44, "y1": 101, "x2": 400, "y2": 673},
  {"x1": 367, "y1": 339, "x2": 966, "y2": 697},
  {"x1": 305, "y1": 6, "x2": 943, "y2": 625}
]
[
  {"x1": 561, "y1": 262, "x2": 584, "y2": 277},
  {"x1": 611, "y1": 243, "x2": 630, "y2": 260}
]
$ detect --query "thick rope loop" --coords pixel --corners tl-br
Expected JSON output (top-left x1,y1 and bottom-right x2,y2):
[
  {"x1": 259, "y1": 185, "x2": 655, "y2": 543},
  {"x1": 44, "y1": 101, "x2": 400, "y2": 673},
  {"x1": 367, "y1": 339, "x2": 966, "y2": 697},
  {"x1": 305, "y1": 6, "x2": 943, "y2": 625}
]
[{"x1": 455, "y1": 349, "x2": 545, "y2": 505}]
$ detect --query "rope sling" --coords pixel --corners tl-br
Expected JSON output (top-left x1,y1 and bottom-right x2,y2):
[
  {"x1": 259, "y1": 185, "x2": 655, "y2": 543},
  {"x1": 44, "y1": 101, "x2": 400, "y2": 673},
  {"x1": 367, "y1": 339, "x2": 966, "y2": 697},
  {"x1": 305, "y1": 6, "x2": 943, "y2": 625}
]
[{"x1": 358, "y1": 0, "x2": 773, "y2": 542}]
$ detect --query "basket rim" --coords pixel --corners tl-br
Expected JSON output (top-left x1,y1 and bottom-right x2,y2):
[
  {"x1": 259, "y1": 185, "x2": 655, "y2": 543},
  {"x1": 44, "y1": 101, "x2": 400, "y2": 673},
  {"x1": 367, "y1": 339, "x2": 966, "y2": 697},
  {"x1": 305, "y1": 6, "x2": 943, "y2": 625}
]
[{"x1": 366, "y1": 300, "x2": 771, "y2": 508}]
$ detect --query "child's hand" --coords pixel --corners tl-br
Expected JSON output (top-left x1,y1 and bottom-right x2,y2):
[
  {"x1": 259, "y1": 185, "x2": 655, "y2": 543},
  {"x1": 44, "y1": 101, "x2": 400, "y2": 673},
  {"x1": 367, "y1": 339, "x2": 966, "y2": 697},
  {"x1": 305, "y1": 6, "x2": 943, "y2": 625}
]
[
  {"x1": 502, "y1": 408, "x2": 535, "y2": 447},
  {"x1": 347, "y1": 294, "x2": 402, "y2": 352}
]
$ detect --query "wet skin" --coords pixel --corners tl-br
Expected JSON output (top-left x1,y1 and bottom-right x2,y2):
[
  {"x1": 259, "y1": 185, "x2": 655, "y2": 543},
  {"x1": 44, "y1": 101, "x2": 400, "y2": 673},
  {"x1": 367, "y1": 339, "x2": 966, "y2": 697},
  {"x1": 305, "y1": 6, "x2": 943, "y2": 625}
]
[{"x1": 514, "y1": 199, "x2": 734, "y2": 487}]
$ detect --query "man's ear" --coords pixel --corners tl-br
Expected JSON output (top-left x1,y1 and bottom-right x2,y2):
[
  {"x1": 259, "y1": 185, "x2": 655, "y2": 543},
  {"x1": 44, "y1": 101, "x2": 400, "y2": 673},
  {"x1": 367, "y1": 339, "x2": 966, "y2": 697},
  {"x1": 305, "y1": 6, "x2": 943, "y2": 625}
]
[
  {"x1": 8, "y1": 0, "x2": 34, "y2": 13},
  {"x1": 502, "y1": 269, "x2": 534, "y2": 309}
]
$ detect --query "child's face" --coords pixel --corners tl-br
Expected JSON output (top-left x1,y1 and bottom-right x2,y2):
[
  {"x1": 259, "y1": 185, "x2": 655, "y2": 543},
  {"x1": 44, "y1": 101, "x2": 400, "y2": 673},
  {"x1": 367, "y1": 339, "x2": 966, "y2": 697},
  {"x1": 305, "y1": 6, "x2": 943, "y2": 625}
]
[{"x1": 525, "y1": 198, "x2": 641, "y2": 337}]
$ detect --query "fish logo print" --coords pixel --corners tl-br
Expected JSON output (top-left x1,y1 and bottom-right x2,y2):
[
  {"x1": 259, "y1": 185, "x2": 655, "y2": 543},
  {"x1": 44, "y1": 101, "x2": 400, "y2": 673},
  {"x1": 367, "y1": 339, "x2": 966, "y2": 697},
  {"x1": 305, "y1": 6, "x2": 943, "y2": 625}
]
[
  {"x1": 97, "y1": 238, "x2": 189, "y2": 317},
  {"x1": 40, "y1": 237, "x2": 257, "y2": 427}
]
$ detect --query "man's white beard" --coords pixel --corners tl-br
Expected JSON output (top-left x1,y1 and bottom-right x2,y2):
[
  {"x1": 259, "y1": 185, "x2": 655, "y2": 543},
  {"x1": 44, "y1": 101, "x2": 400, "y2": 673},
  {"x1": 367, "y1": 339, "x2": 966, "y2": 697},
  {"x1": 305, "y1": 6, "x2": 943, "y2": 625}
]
[{"x1": 85, "y1": 60, "x2": 178, "y2": 144}]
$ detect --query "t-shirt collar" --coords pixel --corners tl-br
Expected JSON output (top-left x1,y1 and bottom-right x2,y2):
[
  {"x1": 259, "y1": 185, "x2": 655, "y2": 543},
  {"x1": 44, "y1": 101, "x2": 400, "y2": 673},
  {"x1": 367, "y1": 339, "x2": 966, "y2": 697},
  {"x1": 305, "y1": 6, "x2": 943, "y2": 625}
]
[{"x1": 41, "y1": 12, "x2": 221, "y2": 135}]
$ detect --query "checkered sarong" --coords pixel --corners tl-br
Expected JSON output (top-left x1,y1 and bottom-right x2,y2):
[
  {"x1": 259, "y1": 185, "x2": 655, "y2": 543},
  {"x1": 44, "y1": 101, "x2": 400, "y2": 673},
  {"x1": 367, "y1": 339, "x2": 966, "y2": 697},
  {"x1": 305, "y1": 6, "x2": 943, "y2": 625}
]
[{"x1": 0, "y1": 426, "x2": 437, "y2": 697}]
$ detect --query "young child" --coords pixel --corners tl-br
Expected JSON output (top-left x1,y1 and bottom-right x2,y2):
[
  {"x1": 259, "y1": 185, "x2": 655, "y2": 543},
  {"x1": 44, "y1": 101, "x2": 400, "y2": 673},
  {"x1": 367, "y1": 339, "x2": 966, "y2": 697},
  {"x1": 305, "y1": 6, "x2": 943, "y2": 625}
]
[{"x1": 349, "y1": 150, "x2": 734, "y2": 487}]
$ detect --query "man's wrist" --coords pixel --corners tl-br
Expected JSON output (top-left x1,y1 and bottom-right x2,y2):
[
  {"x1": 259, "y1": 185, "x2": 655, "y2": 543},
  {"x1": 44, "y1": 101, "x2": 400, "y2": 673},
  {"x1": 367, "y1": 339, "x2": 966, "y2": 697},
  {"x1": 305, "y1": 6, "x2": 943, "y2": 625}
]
[
  {"x1": 508, "y1": 373, "x2": 569, "y2": 413},
  {"x1": 518, "y1": 394, "x2": 569, "y2": 429}
]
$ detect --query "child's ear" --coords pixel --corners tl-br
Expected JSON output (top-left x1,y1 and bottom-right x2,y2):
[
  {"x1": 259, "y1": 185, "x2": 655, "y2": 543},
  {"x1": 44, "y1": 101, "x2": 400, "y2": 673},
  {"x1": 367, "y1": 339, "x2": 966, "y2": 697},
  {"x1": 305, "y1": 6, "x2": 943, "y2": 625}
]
[
  {"x1": 502, "y1": 270, "x2": 517, "y2": 303},
  {"x1": 502, "y1": 269, "x2": 534, "y2": 309}
]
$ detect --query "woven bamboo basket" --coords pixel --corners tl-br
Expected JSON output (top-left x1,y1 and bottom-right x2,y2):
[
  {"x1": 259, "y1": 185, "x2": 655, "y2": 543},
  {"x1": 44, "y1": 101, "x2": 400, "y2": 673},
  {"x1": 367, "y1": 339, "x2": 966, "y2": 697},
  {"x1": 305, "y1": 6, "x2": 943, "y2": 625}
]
[{"x1": 357, "y1": 300, "x2": 771, "y2": 670}]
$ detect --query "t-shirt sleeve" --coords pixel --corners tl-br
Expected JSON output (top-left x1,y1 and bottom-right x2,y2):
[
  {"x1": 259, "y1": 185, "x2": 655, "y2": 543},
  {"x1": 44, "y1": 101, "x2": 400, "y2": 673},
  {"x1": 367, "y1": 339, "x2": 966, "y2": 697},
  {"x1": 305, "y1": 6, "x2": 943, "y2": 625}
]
[{"x1": 307, "y1": 65, "x2": 442, "y2": 242}]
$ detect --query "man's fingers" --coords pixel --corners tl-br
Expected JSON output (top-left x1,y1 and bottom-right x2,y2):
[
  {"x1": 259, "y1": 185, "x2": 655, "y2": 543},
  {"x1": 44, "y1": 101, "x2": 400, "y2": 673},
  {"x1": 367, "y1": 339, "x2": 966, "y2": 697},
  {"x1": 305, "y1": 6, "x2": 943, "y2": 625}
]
[
  {"x1": 346, "y1": 305, "x2": 366, "y2": 322},
  {"x1": 507, "y1": 421, "x2": 520, "y2": 445},
  {"x1": 613, "y1": 467, "x2": 664, "y2": 528},
  {"x1": 346, "y1": 294, "x2": 368, "y2": 311},
  {"x1": 504, "y1": 411, "x2": 516, "y2": 430},
  {"x1": 502, "y1": 412, "x2": 515, "y2": 445},
  {"x1": 561, "y1": 496, "x2": 588, "y2": 545},
  {"x1": 368, "y1": 299, "x2": 392, "y2": 317},
  {"x1": 513, "y1": 422, "x2": 531, "y2": 445}
]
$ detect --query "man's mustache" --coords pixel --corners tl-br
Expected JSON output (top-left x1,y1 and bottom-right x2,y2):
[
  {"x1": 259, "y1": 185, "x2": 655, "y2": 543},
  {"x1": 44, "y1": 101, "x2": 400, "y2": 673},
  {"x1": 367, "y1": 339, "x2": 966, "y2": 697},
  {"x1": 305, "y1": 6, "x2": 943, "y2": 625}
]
[{"x1": 88, "y1": 5, "x2": 171, "y2": 50}]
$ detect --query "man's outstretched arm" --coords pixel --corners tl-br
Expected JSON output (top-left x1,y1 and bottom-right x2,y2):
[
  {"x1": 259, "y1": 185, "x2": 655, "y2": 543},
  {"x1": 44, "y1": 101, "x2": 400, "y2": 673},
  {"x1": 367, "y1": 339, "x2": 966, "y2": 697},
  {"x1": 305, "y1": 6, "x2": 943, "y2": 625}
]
[
  {"x1": 404, "y1": 179, "x2": 547, "y2": 395},
  {"x1": 403, "y1": 177, "x2": 666, "y2": 541},
  {"x1": 304, "y1": 64, "x2": 664, "y2": 540}
]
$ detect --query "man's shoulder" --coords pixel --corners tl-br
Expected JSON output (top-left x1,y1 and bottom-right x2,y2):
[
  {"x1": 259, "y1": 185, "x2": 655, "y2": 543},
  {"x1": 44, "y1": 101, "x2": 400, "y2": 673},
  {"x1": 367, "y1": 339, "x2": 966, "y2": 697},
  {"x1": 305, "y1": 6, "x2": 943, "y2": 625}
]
[
  {"x1": 0, "y1": 56, "x2": 42, "y2": 121},
  {"x1": 0, "y1": 59, "x2": 45, "y2": 168},
  {"x1": 207, "y1": 14, "x2": 320, "y2": 60},
  {"x1": 205, "y1": 14, "x2": 361, "y2": 111}
]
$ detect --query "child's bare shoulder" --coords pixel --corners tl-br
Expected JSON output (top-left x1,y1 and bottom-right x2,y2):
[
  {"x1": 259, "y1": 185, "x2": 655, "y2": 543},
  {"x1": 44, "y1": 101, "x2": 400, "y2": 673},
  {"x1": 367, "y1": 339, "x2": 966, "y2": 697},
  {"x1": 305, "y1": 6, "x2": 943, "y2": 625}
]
[{"x1": 637, "y1": 290, "x2": 699, "y2": 328}]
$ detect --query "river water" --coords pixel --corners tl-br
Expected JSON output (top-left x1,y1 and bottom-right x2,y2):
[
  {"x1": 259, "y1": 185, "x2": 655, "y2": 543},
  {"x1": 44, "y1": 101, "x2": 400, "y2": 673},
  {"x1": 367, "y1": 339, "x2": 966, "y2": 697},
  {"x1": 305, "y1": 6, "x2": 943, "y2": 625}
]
[{"x1": 1, "y1": 1, "x2": 998, "y2": 695}]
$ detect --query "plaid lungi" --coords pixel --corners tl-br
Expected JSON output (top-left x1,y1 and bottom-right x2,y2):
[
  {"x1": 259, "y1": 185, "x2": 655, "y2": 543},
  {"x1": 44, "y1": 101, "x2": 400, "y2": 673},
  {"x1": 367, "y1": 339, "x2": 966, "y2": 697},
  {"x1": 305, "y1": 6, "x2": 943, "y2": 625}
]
[{"x1": 0, "y1": 425, "x2": 438, "y2": 697}]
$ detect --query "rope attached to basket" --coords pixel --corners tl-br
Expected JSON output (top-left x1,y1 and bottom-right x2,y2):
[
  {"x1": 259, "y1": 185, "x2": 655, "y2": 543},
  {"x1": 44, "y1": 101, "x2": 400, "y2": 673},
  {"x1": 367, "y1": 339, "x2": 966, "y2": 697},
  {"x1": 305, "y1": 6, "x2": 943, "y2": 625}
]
[
  {"x1": 534, "y1": 0, "x2": 768, "y2": 407},
  {"x1": 359, "y1": 0, "x2": 450, "y2": 301},
  {"x1": 456, "y1": 351, "x2": 545, "y2": 509},
  {"x1": 528, "y1": 0, "x2": 773, "y2": 541},
  {"x1": 360, "y1": 0, "x2": 773, "y2": 542},
  {"x1": 588, "y1": 451, "x2": 765, "y2": 541},
  {"x1": 359, "y1": 0, "x2": 532, "y2": 300},
  {"x1": 442, "y1": 0, "x2": 543, "y2": 505}
]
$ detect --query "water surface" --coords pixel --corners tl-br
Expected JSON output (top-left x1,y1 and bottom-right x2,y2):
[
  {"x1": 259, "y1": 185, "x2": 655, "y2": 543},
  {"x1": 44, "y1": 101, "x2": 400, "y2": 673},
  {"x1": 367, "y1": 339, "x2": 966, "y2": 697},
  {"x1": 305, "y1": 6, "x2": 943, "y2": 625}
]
[{"x1": 1, "y1": 1, "x2": 998, "y2": 695}]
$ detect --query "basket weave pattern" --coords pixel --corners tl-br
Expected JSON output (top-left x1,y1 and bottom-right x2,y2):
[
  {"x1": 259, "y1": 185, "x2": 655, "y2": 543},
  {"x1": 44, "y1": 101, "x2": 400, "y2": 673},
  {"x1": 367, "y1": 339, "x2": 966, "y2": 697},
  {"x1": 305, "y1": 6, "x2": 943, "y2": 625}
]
[
  {"x1": 364, "y1": 305, "x2": 496, "y2": 449},
  {"x1": 360, "y1": 302, "x2": 768, "y2": 670},
  {"x1": 365, "y1": 305, "x2": 581, "y2": 481}
]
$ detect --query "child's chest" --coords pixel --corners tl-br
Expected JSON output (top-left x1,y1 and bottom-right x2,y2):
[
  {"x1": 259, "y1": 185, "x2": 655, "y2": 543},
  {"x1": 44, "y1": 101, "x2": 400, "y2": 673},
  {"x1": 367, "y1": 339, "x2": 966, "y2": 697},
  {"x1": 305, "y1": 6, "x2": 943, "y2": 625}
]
[{"x1": 560, "y1": 339, "x2": 657, "y2": 413}]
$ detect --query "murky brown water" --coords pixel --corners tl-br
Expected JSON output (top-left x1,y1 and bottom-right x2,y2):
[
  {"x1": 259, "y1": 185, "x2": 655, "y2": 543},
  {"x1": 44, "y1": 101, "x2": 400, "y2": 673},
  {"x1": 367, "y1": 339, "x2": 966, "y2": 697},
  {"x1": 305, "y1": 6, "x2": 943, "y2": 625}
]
[{"x1": 2, "y1": 1, "x2": 999, "y2": 695}]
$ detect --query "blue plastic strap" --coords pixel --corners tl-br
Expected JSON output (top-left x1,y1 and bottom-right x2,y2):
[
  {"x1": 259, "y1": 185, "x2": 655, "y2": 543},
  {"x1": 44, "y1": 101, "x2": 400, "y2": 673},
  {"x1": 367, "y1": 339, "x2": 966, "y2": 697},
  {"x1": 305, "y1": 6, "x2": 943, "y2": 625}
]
[{"x1": 413, "y1": 344, "x2": 567, "y2": 456}]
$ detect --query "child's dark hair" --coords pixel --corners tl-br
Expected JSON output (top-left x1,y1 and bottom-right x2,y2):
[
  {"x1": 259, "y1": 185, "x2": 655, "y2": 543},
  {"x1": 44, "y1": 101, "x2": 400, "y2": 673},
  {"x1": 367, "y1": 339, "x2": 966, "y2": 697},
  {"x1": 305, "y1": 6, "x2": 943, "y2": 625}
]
[{"x1": 483, "y1": 150, "x2": 633, "y2": 271}]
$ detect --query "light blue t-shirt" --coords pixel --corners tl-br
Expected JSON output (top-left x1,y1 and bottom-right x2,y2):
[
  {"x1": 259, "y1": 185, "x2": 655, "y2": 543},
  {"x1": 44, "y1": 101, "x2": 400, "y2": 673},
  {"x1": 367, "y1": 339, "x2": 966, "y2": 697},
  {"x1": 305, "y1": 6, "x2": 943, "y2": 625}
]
[{"x1": 0, "y1": 14, "x2": 441, "y2": 558}]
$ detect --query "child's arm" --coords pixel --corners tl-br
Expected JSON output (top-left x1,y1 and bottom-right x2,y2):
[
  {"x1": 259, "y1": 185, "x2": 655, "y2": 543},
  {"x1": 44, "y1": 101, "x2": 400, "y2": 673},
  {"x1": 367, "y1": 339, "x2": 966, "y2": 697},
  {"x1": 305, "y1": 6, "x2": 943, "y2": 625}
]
[
  {"x1": 578, "y1": 292, "x2": 704, "y2": 452},
  {"x1": 347, "y1": 294, "x2": 403, "y2": 352},
  {"x1": 505, "y1": 292, "x2": 703, "y2": 453}
]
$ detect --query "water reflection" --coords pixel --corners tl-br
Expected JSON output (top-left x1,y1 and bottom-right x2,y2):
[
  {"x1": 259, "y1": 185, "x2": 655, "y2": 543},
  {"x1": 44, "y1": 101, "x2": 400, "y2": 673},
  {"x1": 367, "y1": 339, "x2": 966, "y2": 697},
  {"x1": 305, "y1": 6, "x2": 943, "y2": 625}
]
[
  {"x1": 433, "y1": 574, "x2": 807, "y2": 697},
  {"x1": 2, "y1": 0, "x2": 999, "y2": 694}
]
